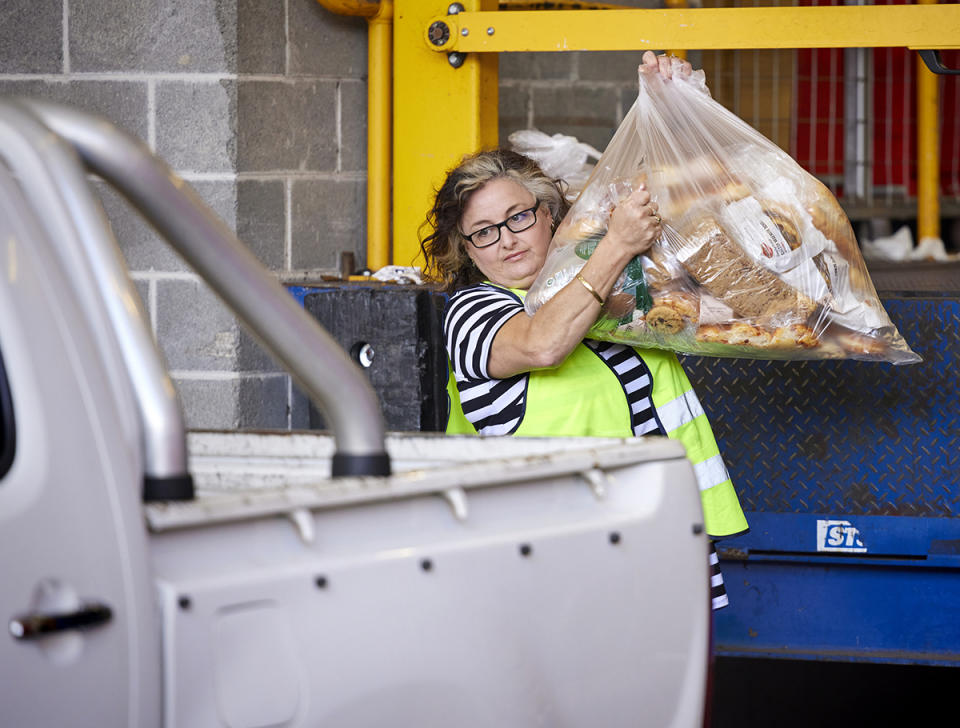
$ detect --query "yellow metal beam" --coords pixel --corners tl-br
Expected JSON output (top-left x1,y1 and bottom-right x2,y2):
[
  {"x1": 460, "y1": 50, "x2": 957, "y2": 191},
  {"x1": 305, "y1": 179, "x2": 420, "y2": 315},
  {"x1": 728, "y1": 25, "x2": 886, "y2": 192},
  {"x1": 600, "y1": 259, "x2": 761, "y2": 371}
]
[
  {"x1": 426, "y1": 5, "x2": 960, "y2": 53},
  {"x1": 394, "y1": 0, "x2": 499, "y2": 267}
]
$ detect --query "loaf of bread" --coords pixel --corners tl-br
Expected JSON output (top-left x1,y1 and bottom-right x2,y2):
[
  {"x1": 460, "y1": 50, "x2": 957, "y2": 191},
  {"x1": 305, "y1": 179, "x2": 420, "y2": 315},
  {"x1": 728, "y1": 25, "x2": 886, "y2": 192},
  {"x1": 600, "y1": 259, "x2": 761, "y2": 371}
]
[{"x1": 676, "y1": 215, "x2": 818, "y2": 324}]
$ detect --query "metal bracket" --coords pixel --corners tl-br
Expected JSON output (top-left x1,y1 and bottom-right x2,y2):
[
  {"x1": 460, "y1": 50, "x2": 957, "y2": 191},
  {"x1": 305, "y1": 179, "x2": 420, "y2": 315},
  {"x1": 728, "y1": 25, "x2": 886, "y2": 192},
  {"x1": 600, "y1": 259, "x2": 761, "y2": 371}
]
[
  {"x1": 287, "y1": 508, "x2": 317, "y2": 544},
  {"x1": 580, "y1": 468, "x2": 609, "y2": 500},
  {"x1": 442, "y1": 487, "x2": 469, "y2": 520},
  {"x1": 918, "y1": 50, "x2": 960, "y2": 76}
]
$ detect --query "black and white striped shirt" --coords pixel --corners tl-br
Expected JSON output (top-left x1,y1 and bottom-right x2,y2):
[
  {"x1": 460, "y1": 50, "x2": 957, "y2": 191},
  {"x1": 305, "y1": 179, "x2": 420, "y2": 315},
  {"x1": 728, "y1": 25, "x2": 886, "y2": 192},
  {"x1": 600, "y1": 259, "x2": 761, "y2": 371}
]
[{"x1": 444, "y1": 283, "x2": 664, "y2": 438}]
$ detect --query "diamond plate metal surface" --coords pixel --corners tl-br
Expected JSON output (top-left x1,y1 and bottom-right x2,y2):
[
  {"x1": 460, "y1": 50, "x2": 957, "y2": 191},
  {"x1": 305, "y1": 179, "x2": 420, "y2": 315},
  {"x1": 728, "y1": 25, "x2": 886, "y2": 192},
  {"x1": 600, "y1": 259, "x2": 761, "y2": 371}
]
[{"x1": 681, "y1": 297, "x2": 960, "y2": 517}]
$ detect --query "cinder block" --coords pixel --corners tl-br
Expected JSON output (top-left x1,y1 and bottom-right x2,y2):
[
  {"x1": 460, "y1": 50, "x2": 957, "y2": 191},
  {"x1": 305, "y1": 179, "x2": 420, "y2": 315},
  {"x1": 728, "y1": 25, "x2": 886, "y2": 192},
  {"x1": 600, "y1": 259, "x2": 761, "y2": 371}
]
[
  {"x1": 104, "y1": 179, "x2": 242, "y2": 273},
  {"x1": 156, "y1": 278, "x2": 240, "y2": 371},
  {"x1": 174, "y1": 377, "x2": 238, "y2": 430},
  {"x1": 290, "y1": 179, "x2": 365, "y2": 270},
  {"x1": 236, "y1": 80, "x2": 338, "y2": 172},
  {"x1": 237, "y1": 374, "x2": 290, "y2": 429},
  {"x1": 70, "y1": 0, "x2": 237, "y2": 72},
  {"x1": 532, "y1": 85, "x2": 619, "y2": 153},
  {"x1": 236, "y1": 180, "x2": 286, "y2": 270},
  {"x1": 189, "y1": 180, "x2": 239, "y2": 232},
  {"x1": 237, "y1": 0, "x2": 285, "y2": 74},
  {"x1": 289, "y1": 380, "x2": 312, "y2": 430},
  {"x1": 183, "y1": 178, "x2": 287, "y2": 277},
  {"x1": 96, "y1": 181, "x2": 188, "y2": 273},
  {"x1": 156, "y1": 81, "x2": 237, "y2": 173},
  {"x1": 340, "y1": 80, "x2": 367, "y2": 173},
  {"x1": 500, "y1": 52, "x2": 574, "y2": 81},
  {"x1": 177, "y1": 374, "x2": 301, "y2": 430},
  {"x1": 498, "y1": 85, "x2": 530, "y2": 145},
  {"x1": 236, "y1": 323, "x2": 282, "y2": 373},
  {"x1": 288, "y1": 1, "x2": 367, "y2": 78},
  {"x1": 302, "y1": 284, "x2": 449, "y2": 432},
  {"x1": 0, "y1": 1, "x2": 62, "y2": 73},
  {"x1": 579, "y1": 51, "x2": 648, "y2": 83},
  {"x1": 157, "y1": 277, "x2": 282, "y2": 374},
  {"x1": 0, "y1": 80, "x2": 149, "y2": 143}
]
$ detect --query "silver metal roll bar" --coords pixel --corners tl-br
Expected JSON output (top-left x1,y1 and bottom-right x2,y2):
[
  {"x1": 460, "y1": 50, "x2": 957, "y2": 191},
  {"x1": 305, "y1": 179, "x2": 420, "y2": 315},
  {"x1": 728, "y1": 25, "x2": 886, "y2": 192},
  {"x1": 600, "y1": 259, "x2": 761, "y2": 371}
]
[{"x1": 0, "y1": 99, "x2": 390, "y2": 496}]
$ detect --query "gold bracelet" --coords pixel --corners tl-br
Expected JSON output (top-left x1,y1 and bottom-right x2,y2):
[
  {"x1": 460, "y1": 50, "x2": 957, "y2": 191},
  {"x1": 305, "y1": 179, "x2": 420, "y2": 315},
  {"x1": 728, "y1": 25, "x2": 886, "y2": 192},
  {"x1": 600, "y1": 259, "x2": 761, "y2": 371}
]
[{"x1": 575, "y1": 273, "x2": 604, "y2": 306}]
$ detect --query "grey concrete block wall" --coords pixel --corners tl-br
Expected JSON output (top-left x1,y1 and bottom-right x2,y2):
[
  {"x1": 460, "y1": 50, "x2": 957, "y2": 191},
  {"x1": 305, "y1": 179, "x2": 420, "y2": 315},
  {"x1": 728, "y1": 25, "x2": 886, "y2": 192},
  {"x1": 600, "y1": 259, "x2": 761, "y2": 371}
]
[
  {"x1": 499, "y1": 47, "x2": 662, "y2": 153},
  {"x1": 1, "y1": 0, "x2": 662, "y2": 434},
  {"x1": 0, "y1": 0, "x2": 368, "y2": 431}
]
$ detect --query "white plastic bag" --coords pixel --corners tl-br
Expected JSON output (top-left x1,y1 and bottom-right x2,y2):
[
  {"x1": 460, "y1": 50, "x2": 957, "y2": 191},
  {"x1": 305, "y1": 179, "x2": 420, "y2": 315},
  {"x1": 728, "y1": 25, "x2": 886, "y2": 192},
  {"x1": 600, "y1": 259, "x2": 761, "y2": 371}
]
[
  {"x1": 508, "y1": 129, "x2": 601, "y2": 202},
  {"x1": 525, "y1": 60, "x2": 920, "y2": 364}
]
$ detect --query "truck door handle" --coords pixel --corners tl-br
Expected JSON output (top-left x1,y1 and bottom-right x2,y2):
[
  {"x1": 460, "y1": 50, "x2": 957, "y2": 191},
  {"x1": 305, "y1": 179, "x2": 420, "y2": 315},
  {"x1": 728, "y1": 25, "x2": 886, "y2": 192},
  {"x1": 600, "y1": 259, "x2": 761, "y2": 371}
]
[{"x1": 9, "y1": 602, "x2": 112, "y2": 640}]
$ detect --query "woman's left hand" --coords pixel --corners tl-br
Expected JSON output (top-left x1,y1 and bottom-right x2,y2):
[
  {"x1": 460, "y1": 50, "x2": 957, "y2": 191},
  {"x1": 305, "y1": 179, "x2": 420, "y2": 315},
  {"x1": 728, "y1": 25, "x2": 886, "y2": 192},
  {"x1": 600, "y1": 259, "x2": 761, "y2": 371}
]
[{"x1": 641, "y1": 50, "x2": 692, "y2": 80}]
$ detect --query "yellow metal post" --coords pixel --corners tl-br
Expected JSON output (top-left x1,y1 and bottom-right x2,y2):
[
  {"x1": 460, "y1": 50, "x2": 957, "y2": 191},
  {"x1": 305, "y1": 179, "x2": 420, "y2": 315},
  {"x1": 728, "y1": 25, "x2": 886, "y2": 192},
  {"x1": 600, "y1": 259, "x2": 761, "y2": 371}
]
[
  {"x1": 916, "y1": 0, "x2": 940, "y2": 243},
  {"x1": 663, "y1": 0, "x2": 687, "y2": 61},
  {"x1": 393, "y1": 0, "x2": 499, "y2": 267},
  {"x1": 316, "y1": 0, "x2": 393, "y2": 271},
  {"x1": 368, "y1": 0, "x2": 394, "y2": 269}
]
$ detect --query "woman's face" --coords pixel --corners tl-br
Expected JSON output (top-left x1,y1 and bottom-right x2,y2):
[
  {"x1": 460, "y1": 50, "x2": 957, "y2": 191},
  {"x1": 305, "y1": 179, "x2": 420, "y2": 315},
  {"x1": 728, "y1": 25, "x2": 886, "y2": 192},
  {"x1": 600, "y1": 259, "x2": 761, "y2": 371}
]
[{"x1": 459, "y1": 177, "x2": 553, "y2": 290}]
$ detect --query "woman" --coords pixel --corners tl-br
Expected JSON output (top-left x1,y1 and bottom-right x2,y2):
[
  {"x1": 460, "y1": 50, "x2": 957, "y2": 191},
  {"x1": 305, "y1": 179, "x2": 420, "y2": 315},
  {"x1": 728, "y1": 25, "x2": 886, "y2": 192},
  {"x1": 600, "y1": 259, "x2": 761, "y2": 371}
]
[{"x1": 420, "y1": 53, "x2": 747, "y2": 610}]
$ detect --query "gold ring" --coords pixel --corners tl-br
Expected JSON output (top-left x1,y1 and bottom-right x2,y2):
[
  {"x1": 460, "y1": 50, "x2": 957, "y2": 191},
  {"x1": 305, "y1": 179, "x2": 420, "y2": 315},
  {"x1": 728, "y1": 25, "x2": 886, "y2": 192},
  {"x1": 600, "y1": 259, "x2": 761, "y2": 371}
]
[{"x1": 655, "y1": 214, "x2": 662, "y2": 224}]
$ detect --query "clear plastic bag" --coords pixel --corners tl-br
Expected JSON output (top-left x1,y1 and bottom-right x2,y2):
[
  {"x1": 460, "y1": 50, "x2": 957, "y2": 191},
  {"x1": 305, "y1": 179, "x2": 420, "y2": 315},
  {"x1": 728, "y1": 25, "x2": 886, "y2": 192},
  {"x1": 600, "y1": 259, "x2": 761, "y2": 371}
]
[{"x1": 525, "y1": 60, "x2": 920, "y2": 364}]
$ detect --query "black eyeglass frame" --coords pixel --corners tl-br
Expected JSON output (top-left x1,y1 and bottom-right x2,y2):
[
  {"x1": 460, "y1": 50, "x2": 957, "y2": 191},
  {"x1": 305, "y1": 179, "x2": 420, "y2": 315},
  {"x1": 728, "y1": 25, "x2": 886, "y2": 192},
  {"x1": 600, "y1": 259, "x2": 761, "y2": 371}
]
[{"x1": 460, "y1": 203, "x2": 540, "y2": 249}]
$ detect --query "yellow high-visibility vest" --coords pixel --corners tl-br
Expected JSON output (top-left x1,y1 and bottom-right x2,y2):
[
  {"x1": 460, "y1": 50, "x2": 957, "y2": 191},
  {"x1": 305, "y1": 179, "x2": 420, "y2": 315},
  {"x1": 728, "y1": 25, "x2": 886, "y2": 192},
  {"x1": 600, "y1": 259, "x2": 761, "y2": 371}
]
[{"x1": 445, "y1": 287, "x2": 748, "y2": 538}]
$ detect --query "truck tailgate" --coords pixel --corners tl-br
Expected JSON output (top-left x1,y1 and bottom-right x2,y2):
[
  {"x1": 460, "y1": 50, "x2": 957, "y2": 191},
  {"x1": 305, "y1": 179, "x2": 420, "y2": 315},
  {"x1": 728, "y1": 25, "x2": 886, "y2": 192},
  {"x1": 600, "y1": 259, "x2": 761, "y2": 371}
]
[{"x1": 147, "y1": 432, "x2": 710, "y2": 728}]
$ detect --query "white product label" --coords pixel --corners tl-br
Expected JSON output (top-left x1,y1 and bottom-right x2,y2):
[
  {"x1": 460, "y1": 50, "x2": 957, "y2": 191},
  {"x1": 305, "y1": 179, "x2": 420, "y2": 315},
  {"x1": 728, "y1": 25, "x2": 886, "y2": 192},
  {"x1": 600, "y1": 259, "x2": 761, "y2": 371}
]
[
  {"x1": 816, "y1": 519, "x2": 867, "y2": 553},
  {"x1": 780, "y1": 259, "x2": 831, "y2": 305},
  {"x1": 721, "y1": 196, "x2": 799, "y2": 273},
  {"x1": 816, "y1": 251, "x2": 860, "y2": 314},
  {"x1": 698, "y1": 294, "x2": 735, "y2": 324}
]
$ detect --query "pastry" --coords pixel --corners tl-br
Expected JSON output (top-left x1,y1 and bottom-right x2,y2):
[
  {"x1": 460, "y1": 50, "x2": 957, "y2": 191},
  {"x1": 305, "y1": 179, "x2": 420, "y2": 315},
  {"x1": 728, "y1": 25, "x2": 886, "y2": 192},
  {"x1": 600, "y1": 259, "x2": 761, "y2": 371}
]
[
  {"x1": 695, "y1": 322, "x2": 772, "y2": 348},
  {"x1": 646, "y1": 305, "x2": 684, "y2": 334}
]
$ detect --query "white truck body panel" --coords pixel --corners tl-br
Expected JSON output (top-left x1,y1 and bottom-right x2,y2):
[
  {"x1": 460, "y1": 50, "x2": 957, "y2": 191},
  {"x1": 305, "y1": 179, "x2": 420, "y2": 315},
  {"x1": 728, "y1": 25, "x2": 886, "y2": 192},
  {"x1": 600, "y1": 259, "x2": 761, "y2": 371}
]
[
  {"x1": 0, "y1": 99, "x2": 710, "y2": 727},
  {"x1": 151, "y1": 433, "x2": 709, "y2": 728}
]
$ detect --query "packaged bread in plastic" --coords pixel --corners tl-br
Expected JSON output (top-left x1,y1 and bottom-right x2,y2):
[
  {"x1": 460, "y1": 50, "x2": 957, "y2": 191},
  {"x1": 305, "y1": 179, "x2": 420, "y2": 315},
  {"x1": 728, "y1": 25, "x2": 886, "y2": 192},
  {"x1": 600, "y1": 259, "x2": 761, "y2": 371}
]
[{"x1": 525, "y1": 59, "x2": 920, "y2": 364}]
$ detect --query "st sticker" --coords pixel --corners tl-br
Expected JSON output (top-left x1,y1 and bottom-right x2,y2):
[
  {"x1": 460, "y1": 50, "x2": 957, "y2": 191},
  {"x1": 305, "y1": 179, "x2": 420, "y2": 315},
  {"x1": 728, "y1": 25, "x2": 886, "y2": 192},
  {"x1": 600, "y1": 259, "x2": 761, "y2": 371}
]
[{"x1": 817, "y1": 519, "x2": 867, "y2": 553}]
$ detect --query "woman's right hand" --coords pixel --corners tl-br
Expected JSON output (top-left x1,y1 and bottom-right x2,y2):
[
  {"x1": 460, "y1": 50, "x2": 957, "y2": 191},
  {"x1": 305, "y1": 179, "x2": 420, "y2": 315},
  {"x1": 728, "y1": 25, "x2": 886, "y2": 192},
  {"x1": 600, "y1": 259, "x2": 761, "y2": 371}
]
[{"x1": 603, "y1": 184, "x2": 662, "y2": 260}]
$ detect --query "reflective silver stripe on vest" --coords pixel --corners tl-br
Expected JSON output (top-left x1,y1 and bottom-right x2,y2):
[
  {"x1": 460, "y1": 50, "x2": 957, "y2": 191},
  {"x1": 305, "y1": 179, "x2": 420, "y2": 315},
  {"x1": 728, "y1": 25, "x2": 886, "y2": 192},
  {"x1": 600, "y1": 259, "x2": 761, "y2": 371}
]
[
  {"x1": 657, "y1": 388, "x2": 704, "y2": 434},
  {"x1": 693, "y1": 453, "x2": 731, "y2": 492}
]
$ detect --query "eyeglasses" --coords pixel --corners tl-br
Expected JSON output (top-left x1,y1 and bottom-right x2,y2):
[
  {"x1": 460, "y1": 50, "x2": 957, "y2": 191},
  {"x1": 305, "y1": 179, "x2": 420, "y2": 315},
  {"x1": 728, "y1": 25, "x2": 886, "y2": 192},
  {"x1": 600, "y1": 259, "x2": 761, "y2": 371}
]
[{"x1": 461, "y1": 203, "x2": 540, "y2": 249}]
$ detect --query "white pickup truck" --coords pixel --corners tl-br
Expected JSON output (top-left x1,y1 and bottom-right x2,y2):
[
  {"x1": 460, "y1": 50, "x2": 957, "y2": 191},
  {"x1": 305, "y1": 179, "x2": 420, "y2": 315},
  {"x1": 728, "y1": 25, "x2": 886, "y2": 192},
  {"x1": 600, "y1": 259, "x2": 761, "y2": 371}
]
[{"x1": 0, "y1": 99, "x2": 710, "y2": 727}]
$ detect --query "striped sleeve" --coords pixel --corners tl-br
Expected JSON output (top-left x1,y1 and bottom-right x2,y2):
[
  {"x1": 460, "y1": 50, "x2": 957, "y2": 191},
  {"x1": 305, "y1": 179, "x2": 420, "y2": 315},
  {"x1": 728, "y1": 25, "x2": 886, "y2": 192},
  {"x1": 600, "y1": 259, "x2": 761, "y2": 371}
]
[
  {"x1": 443, "y1": 285, "x2": 529, "y2": 435},
  {"x1": 444, "y1": 285, "x2": 525, "y2": 380},
  {"x1": 709, "y1": 541, "x2": 729, "y2": 610}
]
